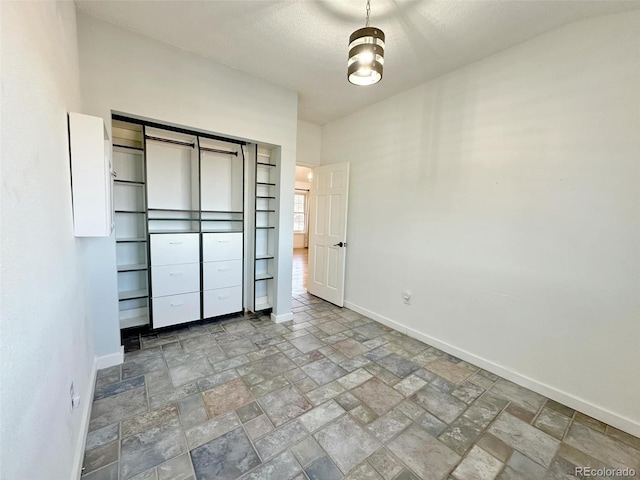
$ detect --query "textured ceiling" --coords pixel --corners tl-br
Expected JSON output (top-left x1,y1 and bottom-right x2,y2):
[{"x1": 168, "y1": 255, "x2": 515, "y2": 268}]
[{"x1": 76, "y1": 0, "x2": 640, "y2": 125}]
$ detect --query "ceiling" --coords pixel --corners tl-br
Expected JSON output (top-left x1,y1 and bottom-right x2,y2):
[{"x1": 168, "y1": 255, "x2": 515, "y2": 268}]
[{"x1": 76, "y1": 0, "x2": 640, "y2": 125}]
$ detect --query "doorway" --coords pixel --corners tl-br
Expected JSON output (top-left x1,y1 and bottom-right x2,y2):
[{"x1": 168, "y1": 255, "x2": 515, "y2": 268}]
[{"x1": 293, "y1": 165, "x2": 312, "y2": 294}]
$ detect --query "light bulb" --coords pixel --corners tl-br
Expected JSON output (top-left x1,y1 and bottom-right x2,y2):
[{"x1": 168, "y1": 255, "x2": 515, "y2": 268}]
[{"x1": 359, "y1": 50, "x2": 374, "y2": 65}]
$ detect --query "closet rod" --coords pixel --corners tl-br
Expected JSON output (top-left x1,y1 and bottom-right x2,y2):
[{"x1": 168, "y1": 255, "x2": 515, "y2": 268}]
[
  {"x1": 145, "y1": 135, "x2": 195, "y2": 148},
  {"x1": 200, "y1": 146, "x2": 237, "y2": 156}
]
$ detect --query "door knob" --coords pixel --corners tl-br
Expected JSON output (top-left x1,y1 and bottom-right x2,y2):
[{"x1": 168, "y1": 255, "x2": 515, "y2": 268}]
[{"x1": 333, "y1": 242, "x2": 347, "y2": 247}]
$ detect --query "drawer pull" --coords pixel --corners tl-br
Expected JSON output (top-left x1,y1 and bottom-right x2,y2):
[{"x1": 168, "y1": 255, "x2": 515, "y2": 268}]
[
  {"x1": 218, "y1": 295, "x2": 230, "y2": 300},
  {"x1": 217, "y1": 267, "x2": 230, "y2": 272},
  {"x1": 170, "y1": 302, "x2": 184, "y2": 307},
  {"x1": 169, "y1": 272, "x2": 184, "y2": 276},
  {"x1": 168, "y1": 241, "x2": 183, "y2": 245},
  {"x1": 217, "y1": 240, "x2": 230, "y2": 243}
]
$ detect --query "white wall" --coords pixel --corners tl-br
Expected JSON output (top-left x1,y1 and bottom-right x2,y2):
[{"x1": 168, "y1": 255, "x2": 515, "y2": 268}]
[
  {"x1": 0, "y1": 2, "x2": 95, "y2": 479},
  {"x1": 322, "y1": 11, "x2": 640, "y2": 435},
  {"x1": 296, "y1": 120, "x2": 322, "y2": 166},
  {"x1": 77, "y1": 12, "x2": 298, "y2": 329}
]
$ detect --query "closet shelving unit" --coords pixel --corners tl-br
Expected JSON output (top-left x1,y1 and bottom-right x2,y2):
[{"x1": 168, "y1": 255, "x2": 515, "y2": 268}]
[
  {"x1": 250, "y1": 146, "x2": 278, "y2": 312},
  {"x1": 112, "y1": 120, "x2": 150, "y2": 329},
  {"x1": 113, "y1": 115, "x2": 247, "y2": 330}
]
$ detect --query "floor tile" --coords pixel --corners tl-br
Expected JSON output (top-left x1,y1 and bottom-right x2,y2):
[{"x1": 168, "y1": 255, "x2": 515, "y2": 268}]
[
  {"x1": 306, "y1": 381, "x2": 345, "y2": 405},
  {"x1": 254, "y1": 419, "x2": 309, "y2": 459},
  {"x1": 82, "y1": 441, "x2": 119, "y2": 475},
  {"x1": 350, "y1": 404, "x2": 379, "y2": 426},
  {"x1": 244, "y1": 414, "x2": 274, "y2": 440},
  {"x1": 190, "y1": 427, "x2": 260, "y2": 480},
  {"x1": 120, "y1": 418, "x2": 187, "y2": 480},
  {"x1": 243, "y1": 450, "x2": 302, "y2": 480},
  {"x1": 352, "y1": 378, "x2": 404, "y2": 416},
  {"x1": 85, "y1": 423, "x2": 120, "y2": 452},
  {"x1": 235, "y1": 401, "x2": 263, "y2": 423},
  {"x1": 439, "y1": 416, "x2": 485, "y2": 456},
  {"x1": 376, "y1": 353, "x2": 420, "y2": 378},
  {"x1": 156, "y1": 453, "x2": 194, "y2": 480},
  {"x1": 490, "y1": 380, "x2": 545, "y2": 414},
  {"x1": 368, "y1": 448, "x2": 404, "y2": 480},
  {"x1": 290, "y1": 436, "x2": 325, "y2": 467},
  {"x1": 334, "y1": 338, "x2": 369, "y2": 358},
  {"x1": 415, "y1": 411, "x2": 448, "y2": 437},
  {"x1": 121, "y1": 403, "x2": 180, "y2": 438},
  {"x1": 185, "y1": 411, "x2": 241, "y2": 449},
  {"x1": 290, "y1": 334, "x2": 326, "y2": 353},
  {"x1": 305, "y1": 456, "x2": 343, "y2": 480},
  {"x1": 488, "y1": 412, "x2": 560, "y2": 468},
  {"x1": 94, "y1": 376, "x2": 145, "y2": 401},
  {"x1": 302, "y1": 358, "x2": 347, "y2": 385},
  {"x1": 409, "y1": 385, "x2": 467, "y2": 424},
  {"x1": 89, "y1": 386, "x2": 148, "y2": 431},
  {"x1": 366, "y1": 409, "x2": 412, "y2": 443},
  {"x1": 202, "y1": 378, "x2": 252, "y2": 417},
  {"x1": 393, "y1": 374, "x2": 427, "y2": 397},
  {"x1": 387, "y1": 424, "x2": 461, "y2": 480},
  {"x1": 532, "y1": 407, "x2": 570, "y2": 440},
  {"x1": 452, "y1": 445, "x2": 503, "y2": 480},
  {"x1": 476, "y1": 433, "x2": 513, "y2": 463},
  {"x1": 169, "y1": 359, "x2": 214, "y2": 387},
  {"x1": 564, "y1": 422, "x2": 640, "y2": 471},
  {"x1": 425, "y1": 358, "x2": 473, "y2": 385},
  {"x1": 315, "y1": 415, "x2": 381, "y2": 473},
  {"x1": 258, "y1": 385, "x2": 313, "y2": 427},
  {"x1": 299, "y1": 399, "x2": 346, "y2": 432},
  {"x1": 81, "y1": 462, "x2": 119, "y2": 480}
]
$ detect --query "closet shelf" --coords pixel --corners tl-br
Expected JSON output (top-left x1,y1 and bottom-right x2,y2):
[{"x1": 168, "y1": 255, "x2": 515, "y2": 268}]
[
  {"x1": 202, "y1": 219, "x2": 243, "y2": 222},
  {"x1": 255, "y1": 273, "x2": 274, "y2": 281},
  {"x1": 254, "y1": 301, "x2": 272, "y2": 311},
  {"x1": 257, "y1": 162, "x2": 276, "y2": 167},
  {"x1": 256, "y1": 182, "x2": 276, "y2": 186},
  {"x1": 256, "y1": 226, "x2": 275, "y2": 229},
  {"x1": 116, "y1": 237, "x2": 147, "y2": 243},
  {"x1": 148, "y1": 208, "x2": 200, "y2": 213},
  {"x1": 119, "y1": 289, "x2": 149, "y2": 301},
  {"x1": 115, "y1": 210, "x2": 146, "y2": 214},
  {"x1": 202, "y1": 229, "x2": 243, "y2": 234},
  {"x1": 119, "y1": 314, "x2": 149, "y2": 329},
  {"x1": 148, "y1": 218, "x2": 199, "y2": 221},
  {"x1": 148, "y1": 230, "x2": 200, "y2": 234},
  {"x1": 255, "y1": 255, "x2": 274, "y2": 260},
  {"x1": 256, "y1": 196, "x2": 276, "y2": 199},
  {"x1": 114, "y1": 180, "x2": 145, "y2": 186},
  {"x1": 201, "y1": 210, "x2": 243, "y2": 214},
  {"x1": 256, "y1": 210, "x2": 275, "y2": 213},
  {"x1": 117, "y1": 263, "x2": 148, "y2": 272}
]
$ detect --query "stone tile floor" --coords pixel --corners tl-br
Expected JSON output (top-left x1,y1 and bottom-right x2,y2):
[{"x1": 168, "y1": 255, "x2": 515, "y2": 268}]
[{"x1": 82, "y1": 294, "x2": 640, "y2": 480}]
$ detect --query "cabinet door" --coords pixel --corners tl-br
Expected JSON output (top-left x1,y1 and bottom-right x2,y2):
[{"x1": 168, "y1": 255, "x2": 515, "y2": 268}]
[
  {"x1": 150, "y1": 233, "x2": 199, "y2": 266},
  {"x1": 69, "y1": 112, "x2": 113, "y2": 237}
]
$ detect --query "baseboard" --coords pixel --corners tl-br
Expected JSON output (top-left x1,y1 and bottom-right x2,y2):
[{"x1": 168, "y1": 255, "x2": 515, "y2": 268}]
[
  {"x1": 344, "y1": 300, "x2": 640, "y2": 438},
  {"x1": 71, "y1": 359, "x2": 98, "y2": 480},
  {"x1": 271, "y1": 312, "x2": 293, "y2": 324},
  {"x1": 95, "y1": 345, "x2": 124, "y2": 370}
]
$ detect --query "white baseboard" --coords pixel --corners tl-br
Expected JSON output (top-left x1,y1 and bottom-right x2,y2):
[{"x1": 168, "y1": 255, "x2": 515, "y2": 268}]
[
  {"x1": 95, "y1": 345, "x2": 124, "y2": 370},
  {"x1": 271, "y1": 312, "x2": 293, "y2": 324},
  {"x1": 344, "y1": 300, "x2": 640, "y2": 438},
  {"x1": 71, "y1": 359, "x2": 98, "y2": 480}
]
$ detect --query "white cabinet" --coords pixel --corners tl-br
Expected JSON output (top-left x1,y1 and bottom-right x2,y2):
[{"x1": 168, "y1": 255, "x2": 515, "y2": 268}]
[
  {"x1": 204, "y1": 286, "x2": 242, "y2": 318},
  {"x1": 151, "y1": 263, "x2": 200, "y2": 297},
  {"x1": 152, "y1": 292, "x2": 201, "y2": 329},
  {"x1": 203, "y1": 232, "x2": 242, "y2": 261},
  {"x1": 68, "y1": 112, "x2": 113, "y2": 237}
]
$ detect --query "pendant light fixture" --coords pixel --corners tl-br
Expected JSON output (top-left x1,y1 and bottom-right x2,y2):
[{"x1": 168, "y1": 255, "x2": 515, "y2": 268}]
[{"x1": 348, "y1": 0, "x2": 385, "y2": 86}]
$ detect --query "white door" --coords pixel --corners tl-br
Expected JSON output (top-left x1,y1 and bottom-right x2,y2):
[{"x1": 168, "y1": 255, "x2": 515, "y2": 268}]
[{"x1": 307, "y1": 162, "x2": 350, "y2": 306}]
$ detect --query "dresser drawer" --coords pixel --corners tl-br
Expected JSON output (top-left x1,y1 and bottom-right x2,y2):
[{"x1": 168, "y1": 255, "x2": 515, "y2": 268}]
[
  {"x1": 204, "y1": 286, "x2": 242, "y2": 319},
  {"x1": 203, "y1": 260, "x2": 242, "y2": 290},
  {"x1": 150, "y1": 233, "x2": 199, "y2": 266},
  {"x1": 152, "y1": 292, "x2": 200, "y2": 328},
  {"x1": 202, "y1": 232, "x2": 242, "y2": 262},
  {"x1": 151, "y1": 263, "x2": 200, "y2": 297}
]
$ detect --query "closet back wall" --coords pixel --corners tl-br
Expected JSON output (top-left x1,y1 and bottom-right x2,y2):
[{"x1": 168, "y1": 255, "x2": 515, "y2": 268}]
[{"x1": 77, "y1": 12, "x2": 297, "y2": 353}]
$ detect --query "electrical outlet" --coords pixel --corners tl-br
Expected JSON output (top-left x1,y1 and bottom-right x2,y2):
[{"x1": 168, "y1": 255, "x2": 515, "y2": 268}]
[{"x1": 403, "y1": 291, "x2": 411, "y2": 305}]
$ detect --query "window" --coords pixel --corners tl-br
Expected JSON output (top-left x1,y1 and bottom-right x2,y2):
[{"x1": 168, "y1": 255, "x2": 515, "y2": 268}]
[{"x1": 293, "y1": 193, "x2": 306, "y2": 232}]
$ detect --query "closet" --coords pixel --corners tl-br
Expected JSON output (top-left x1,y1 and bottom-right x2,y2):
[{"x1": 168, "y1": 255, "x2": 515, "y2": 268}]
[{"x1": 113, "y1": 116, "x2": 271, "y2": 330}]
